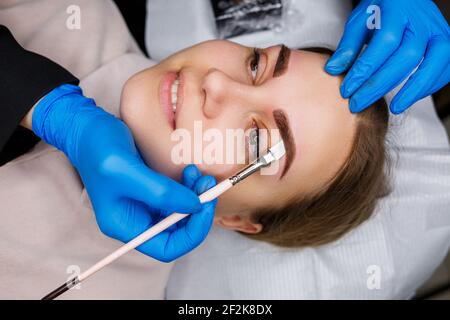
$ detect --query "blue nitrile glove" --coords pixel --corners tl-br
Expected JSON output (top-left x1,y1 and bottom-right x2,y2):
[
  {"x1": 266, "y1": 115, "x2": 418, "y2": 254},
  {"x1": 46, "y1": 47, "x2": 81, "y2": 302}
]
[
  {"x1": 325, "y1": 0, "x2": 450, "y2": 114},
  {"x1": 32, "y1": 84, "x2": 216, "y2": 262}
]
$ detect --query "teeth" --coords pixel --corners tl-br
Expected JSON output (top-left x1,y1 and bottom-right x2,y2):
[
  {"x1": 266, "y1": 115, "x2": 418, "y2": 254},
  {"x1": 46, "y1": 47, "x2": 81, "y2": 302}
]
[{"x1": 171, "y1": 78, "x2": 179, "y2": 113}]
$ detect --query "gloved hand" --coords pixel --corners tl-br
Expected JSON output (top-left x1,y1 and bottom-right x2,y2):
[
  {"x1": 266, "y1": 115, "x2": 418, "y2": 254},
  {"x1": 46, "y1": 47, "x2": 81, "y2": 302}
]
[
  {"x1": 325, "y1": 0, "x2": 450, "y2": 114},
  {"x1": 32, "y1": 84, "x2": 216, "y2": 262}
]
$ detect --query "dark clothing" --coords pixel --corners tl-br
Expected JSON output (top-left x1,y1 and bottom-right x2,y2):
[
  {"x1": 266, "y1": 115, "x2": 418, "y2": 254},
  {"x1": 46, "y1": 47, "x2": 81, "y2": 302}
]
[{"x1": 0, "y1": 25, "x2": 79, "y2": 165}]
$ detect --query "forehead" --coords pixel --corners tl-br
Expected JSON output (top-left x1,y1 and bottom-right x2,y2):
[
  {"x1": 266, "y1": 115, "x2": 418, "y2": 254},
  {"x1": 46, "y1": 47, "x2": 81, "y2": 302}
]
[{"x1": 267, "y1": 49, "x2": 358, "y2": 195}]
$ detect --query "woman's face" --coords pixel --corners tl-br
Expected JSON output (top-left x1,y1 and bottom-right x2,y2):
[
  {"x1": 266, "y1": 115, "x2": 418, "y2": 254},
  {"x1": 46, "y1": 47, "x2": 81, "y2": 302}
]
[{"x1": 120, "y1": 40, "x2": 357, "y2": 233}]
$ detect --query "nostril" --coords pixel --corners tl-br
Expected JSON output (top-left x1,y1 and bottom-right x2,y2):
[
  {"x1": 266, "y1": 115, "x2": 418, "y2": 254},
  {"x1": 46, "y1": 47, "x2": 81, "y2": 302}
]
[{"x1": 201, "y1": 88, "x2": 207, "y2": 116}]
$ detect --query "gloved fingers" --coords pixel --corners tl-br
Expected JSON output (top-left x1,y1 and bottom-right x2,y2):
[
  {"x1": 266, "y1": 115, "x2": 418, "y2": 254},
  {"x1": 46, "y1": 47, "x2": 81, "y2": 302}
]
[
  {"x1": 156, "y1": 164, "x2": 209, "y2": 220},
  {"x1": 167, "y1": 200, "x2": 216, "y2": 261},
  {"x1": 427, "y1": 0, "x2": 450, "y2": 32},
  {"x1": 135, "y1": 175, "x2": 217, "y2": 262},
  {"x1": 341, "y1": 10, "x2": 406, "y2": 98},
  {"x1": 122, "y1": 162, "x2": 202, "y2": 215},
  {"x1": 135, "y1": 231, "x2": 172, "y2": 262},
  {"x1": 325, "y1": 6, "x2": 371, "y2": 75},
  {"x1": 94, "y1": 197, "x2": 187, "y2": 262},
  {"x1": 193, "y1": 174, "x2": 217, "y2": 198},
  {"x1": 349, "y1": 29, "x2": 427, "y2": 113},
  {"x1": 156, "y1": 172, "x2": 217, "y2": 221},
  {"x1": 430, "y1": 64, "x2": 450, "y2": 95},
  {"x1": 182, "y1": 164, "x2": 202, "y2": 190},
  {"x1": 179, "y1": 175, "x2": 217, "y2": 243},
  {"x1": 137, "y1": 201, "x2": 216, "y2": 262},
  {"x1": 390, "y1": 36, "x2": 450, "y2": 114},
  {"x1": 159, "y1": 164, "x2": 203, "y2": 232},
  {"x1": 94, "y1": 200, "x2": 155, "y2": 243}
]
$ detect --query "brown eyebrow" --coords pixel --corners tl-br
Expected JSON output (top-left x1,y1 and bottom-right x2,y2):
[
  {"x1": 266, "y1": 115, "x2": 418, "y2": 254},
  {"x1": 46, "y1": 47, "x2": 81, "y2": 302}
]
[
  {"x1": 273, "y1": 109, "x2": 296, "y2": 179},
  {"x1": 273, "y1": 45, "x2": 291, "y2": 77}
]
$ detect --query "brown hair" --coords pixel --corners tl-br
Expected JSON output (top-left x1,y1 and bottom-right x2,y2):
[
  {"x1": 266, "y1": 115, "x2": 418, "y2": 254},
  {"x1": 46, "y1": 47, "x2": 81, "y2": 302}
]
[{"x1": 243, "y1": 49, "x2": 391, "y2": 247}]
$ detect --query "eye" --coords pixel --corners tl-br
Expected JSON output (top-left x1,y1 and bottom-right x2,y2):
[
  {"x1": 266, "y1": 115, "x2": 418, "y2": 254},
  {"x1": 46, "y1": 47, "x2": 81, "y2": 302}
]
[
  {"x1": 246, "y1": 119, "x2": 270, "y2": 163},
  {"x1": 250, "y1": 48, "x2": 261, "y2": 82},
  {"x1": 248, "y1": 119, "x2": 260, "y2": 159}
]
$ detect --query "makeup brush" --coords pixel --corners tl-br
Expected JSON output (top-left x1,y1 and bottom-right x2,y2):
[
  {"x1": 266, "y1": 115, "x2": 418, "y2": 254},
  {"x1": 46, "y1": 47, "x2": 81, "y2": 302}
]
[{"x1": 42, "y1": 141, "x2": 286, "y2": 300}]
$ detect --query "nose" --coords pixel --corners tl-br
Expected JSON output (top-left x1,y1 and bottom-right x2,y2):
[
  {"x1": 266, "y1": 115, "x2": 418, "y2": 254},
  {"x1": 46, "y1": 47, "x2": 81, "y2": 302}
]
[{"x1": 201, "y1": 68, "x2": 257, "y2": 119}]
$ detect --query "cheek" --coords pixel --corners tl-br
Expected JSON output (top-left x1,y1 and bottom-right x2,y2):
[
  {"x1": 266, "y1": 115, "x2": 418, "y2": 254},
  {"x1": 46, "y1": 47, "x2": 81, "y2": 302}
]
[
  {"x1": 121, "y1": 72, "x2": 184, "y2": 180},
  {"x1": 178, "y1": 118, "x2": 252, "y2": 181},
  {"x1": 192, "y1": 132, "x2": 250, "y2": 181},
  {"x1": 197, "y1": 163, "x2": 237, "y2": 182},
  {"x1": 215, "y1": 175, "x2": 290, "y2": 217},
  {"x1": 215, "y1": 182, "x2": 253, "y2": 216},
  {"x1": 120, "y1": 76, "x2": 153, "y2": 145},
  {"x1": 120, "y1": 75, "x2": 144, "y2": 123},
  {"x1": 179, "y1": 42, "x2": 249, "y2": 83}
]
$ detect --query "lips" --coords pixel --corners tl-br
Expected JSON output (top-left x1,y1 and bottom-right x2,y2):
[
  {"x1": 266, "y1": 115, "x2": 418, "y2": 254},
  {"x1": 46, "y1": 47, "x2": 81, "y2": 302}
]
[{"x1": 159, "y1": 71, "x2": 184, "y2": 130}]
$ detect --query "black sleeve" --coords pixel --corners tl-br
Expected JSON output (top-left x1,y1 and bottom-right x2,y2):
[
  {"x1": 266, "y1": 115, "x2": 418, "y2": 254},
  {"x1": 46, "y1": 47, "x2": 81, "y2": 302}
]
[{"x1": 0, "y1": 25, "x2": 79, "y2": 161}]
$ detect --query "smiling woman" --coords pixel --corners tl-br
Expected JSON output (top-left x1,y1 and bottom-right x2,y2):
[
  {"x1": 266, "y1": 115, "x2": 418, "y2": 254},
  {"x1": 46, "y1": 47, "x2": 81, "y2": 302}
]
[{"x1": 120, "y1": 40, "x2": 390, "y2": 246}]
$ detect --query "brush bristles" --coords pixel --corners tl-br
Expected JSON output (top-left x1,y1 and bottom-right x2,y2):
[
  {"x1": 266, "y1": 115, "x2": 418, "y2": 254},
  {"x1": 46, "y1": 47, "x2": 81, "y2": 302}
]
[{"x1": 269, "y1": 141, "x2": 286, "y2": 160}]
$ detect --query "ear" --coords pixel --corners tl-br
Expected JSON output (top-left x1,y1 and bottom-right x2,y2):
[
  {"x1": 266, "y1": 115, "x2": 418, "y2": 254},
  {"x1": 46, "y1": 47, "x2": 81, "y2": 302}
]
[{"x1": 214, "y1": 215, "x2": 263, "y2": 234}]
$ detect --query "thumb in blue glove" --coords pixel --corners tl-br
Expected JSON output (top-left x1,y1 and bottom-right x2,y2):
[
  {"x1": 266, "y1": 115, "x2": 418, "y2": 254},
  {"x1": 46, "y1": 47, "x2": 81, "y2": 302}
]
[
  {"x1": 136, "y1": 164, "x2": 217, "y2": 262},
  {"x1": 325, "y1": 0, "x2": 450, "y2": 114}
]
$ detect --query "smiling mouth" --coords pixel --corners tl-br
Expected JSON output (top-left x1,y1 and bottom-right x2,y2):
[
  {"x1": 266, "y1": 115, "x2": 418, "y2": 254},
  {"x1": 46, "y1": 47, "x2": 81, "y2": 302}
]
[
  {"x1": 171, "y1": 77, "x2": 179, "y2": 114},
  {"x1": 160, "y1": 71, "x2": 183, "y2": 130}
]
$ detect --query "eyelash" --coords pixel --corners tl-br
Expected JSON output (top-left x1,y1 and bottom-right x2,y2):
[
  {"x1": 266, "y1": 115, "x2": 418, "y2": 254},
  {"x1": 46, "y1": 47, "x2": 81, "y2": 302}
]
[
  {"x1": 250, "y1": 48, "x2": 261, "y2": 83},
  {"x1": 249, "y1": 119, "x2": 260, "y2": 159}
]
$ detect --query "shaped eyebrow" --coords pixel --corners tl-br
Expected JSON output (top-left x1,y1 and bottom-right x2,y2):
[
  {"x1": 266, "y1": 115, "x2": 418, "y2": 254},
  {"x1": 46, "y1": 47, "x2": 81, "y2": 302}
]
[
  {"x1": 273, "y1": 109, "x2": 295, "y2": 179},
  {"x1": 273, "y1": 45, "x2": 291, "y2": 78}
]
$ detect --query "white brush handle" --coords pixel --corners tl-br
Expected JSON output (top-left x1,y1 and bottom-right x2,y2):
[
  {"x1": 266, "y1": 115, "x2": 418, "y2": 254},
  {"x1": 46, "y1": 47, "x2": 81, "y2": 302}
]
[{"x1": 78, "y1": 179, "x2": 233, "y2": 282}]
